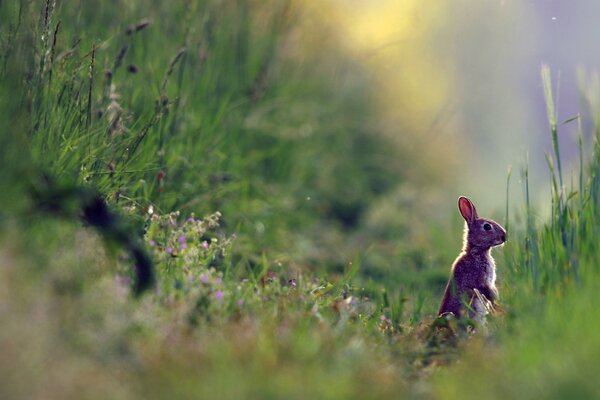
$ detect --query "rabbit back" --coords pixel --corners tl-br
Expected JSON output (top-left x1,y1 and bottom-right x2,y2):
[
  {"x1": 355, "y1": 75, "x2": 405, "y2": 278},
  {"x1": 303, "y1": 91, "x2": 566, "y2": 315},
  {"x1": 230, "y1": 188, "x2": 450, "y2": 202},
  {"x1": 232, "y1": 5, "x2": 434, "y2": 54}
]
[{"x1": 438, "y1": 251, "x2": 497, "y2": 318}]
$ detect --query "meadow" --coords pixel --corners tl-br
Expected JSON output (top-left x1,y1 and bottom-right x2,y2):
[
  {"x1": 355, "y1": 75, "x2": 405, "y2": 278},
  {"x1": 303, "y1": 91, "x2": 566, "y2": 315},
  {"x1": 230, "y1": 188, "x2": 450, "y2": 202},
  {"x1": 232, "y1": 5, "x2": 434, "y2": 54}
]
[{"x1": 2, "y1": 1, "x2": 600, "y2": 399}]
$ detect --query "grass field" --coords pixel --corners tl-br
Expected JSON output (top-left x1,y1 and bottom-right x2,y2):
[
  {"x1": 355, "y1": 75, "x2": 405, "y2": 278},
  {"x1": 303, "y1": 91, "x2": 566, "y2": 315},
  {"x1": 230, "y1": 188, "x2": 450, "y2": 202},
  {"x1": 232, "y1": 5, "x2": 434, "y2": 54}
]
[{"x1": 2, "y1": 1, "x2": 600, "y2": 399}]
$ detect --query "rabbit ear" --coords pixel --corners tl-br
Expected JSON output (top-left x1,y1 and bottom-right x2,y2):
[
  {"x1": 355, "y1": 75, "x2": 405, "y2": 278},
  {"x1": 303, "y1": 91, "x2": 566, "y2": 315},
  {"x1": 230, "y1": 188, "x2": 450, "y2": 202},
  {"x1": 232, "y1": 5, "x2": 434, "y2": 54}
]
[{"x1": 458, "y1": 196, "x2": 478, "y2": 223}]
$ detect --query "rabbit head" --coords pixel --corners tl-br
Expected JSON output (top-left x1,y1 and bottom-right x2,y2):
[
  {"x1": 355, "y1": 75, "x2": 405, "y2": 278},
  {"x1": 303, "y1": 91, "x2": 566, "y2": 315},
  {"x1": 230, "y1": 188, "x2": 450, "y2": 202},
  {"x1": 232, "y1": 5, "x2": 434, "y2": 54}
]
[{"x1": 458, "y1": 196, "x2": 506, "y2": 249}]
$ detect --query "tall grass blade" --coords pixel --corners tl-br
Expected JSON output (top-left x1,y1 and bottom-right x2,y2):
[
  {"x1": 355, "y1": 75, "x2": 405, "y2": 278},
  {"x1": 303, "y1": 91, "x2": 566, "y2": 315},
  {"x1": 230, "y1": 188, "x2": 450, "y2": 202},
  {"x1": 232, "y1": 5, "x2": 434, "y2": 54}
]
[{"x1": 541, "y1": 64, "x2": 564, "y2": 205}]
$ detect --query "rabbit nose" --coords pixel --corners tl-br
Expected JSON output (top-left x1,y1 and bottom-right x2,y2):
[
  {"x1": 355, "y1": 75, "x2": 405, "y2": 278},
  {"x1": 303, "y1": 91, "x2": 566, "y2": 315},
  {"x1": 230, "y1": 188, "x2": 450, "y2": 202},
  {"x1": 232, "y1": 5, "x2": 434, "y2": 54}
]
[{"x1": 500, "y1": 233, "x2": 506, "y2": 242}]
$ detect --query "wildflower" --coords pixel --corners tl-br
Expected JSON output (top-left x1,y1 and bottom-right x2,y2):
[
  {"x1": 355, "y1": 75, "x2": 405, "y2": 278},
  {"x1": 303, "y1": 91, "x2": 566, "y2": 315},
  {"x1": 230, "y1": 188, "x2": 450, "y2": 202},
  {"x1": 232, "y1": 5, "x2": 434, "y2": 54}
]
[
  {"x1": 166, "y1": 246, "x2": 173, "y2": 254},
  {"x1": 200, "y1": 274, "x2": 210, "y2": 284},
  {"x1": 237, "y1": 299, "x2": 244, "y2": 306},
  {"x1": 187, "y1": 216, "x2": 194, "y2": 223},
  {"x1": 214, "y1": 277, "x2": 222, "y2": 284},
  {"x1": 180, "y1": 243, "x2": 187, "y2": 250},
  {"x1": 202, "y1": 241, "x2": 209, "y2": 250},
  {"x1": 288, "y1": 278, "x2": 297, "y2": 288},
  {"x1": 149, "y1": 239, "x2": 156, "y2": 247},
  {"x1": 178, "y1": 235, "x2": 186, "y2": 243},
  {"x1": 214, "y1": 290, "x2": 224, "y2": 301}
]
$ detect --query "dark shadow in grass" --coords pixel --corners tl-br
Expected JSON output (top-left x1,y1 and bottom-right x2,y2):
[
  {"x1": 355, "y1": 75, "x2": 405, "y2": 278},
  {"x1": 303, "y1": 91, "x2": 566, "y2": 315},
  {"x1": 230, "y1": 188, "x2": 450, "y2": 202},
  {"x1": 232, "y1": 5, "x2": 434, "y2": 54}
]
[{"x1": 30, "y1": 174, "x2": 154, "y2": 296}]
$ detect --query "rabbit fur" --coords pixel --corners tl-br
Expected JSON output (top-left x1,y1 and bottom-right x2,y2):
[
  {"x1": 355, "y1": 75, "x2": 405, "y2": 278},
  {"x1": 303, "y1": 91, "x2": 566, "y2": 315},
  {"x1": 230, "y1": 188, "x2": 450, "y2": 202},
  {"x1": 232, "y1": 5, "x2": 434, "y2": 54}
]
[{"x1": 438, "y1": 196, "x2": 506, "y2": 324}]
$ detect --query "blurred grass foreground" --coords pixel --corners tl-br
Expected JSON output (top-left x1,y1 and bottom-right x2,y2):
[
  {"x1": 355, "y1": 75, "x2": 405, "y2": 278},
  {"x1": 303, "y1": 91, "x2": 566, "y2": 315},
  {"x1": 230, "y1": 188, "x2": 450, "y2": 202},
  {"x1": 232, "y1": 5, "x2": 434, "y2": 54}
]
[{"x1": 3, "y1": 1, "x2": 600, "y2": 399}]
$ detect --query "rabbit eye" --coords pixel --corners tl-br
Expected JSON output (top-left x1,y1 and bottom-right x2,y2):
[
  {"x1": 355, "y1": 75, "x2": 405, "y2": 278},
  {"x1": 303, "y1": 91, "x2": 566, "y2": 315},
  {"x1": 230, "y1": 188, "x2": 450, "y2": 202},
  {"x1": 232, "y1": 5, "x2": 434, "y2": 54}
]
[{"x1": 483, "y1": 223, "x2": 492, "y2": 231}]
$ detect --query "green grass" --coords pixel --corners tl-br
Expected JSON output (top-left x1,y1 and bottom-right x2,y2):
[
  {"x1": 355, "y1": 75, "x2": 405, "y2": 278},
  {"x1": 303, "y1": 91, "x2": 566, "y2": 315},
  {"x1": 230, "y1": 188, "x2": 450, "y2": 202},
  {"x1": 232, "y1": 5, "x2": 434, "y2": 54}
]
[
  {"x1": 2, "y1": 1, "x2": 600, "y2": 399},
  {"x1": 434, "y1": 66, "x2": 600, "y2": 399}
]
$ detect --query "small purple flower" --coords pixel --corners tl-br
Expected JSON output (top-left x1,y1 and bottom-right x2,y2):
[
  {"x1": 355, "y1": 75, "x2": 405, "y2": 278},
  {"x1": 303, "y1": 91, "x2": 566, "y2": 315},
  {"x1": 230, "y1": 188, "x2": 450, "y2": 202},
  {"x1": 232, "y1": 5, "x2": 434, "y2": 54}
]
[
  {"x1": 187, "y1": 216, "x2": 195, "y2": 223},
  {"x1": 149, "y1": 239, "x2": 156, "y2": 247},
  {"x1": 214, "y1": 277, "x2": 222, "y2": 284},
  {"x1": 166, "y1": 246, "x2": 173, "y2": 254},
  {"x1": 180, "y1": 243, "x2": 188, "y2": 250},
  {"x1": 202, "y1": 241, "x2": 209, "y2": 250},
  {"x1": 178, "y1": 235, "x2": 186, "y2": 243},
  {"x1": 214, "y1": 290, "x2": 224, "y2": 301},
  {"x1": 200, "y1": 274, "x2": 210, "y2": 284},
  {"x1": 237, "y1": 299, "x2": 244, "y2": 306}
]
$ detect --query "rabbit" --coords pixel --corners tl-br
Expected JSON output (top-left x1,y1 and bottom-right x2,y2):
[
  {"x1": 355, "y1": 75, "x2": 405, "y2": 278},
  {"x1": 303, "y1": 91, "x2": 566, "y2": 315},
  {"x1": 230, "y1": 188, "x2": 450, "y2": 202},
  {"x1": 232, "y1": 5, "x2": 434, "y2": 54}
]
[{"x1": 437, "y1": 196, "x2": 506, "y2": 325}]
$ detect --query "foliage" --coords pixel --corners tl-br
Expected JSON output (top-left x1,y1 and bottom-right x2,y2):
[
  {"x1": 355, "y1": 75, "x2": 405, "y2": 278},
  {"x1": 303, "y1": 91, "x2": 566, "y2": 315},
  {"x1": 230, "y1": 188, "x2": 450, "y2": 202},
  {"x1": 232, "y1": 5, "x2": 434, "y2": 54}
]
[
  {"x1": 435, "y1": 66, "x2": 600, "y2": 399},
  {"x1": 2, "y1": 1, "x2": 600, "y2": 399}
]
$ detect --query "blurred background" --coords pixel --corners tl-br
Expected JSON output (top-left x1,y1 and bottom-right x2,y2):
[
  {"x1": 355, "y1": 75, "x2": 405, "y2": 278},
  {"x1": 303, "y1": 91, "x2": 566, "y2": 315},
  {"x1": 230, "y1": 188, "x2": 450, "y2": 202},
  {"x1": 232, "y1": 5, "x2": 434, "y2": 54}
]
[
  {"x1": 323, "y1": 0, "x2": 600, "y2": 210},
  {"x1": 3, "y1": 1, "x2": 600, "y2": 398},
  {"x1": 2, "y1": 0, "x2": 600, "y2": 297}
]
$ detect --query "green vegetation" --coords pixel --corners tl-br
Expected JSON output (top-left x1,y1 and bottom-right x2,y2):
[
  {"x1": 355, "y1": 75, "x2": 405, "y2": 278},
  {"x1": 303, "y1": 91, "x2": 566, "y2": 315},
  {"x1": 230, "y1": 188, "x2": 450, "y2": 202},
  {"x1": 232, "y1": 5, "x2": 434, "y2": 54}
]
[{"x1": 2, "y1": 1, "x2": 600, "y2": 399}]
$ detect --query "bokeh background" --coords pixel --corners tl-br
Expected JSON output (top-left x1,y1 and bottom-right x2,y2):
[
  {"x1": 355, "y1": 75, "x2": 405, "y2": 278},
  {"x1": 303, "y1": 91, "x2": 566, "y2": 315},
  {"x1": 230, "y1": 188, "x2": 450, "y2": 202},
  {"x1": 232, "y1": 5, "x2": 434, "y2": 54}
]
[
  {"x1": 3, "y1": 0, "x2": 600, "y2": 398},
  {"x1": 324, "y1": 0, "x2": 600, "y2": 209}
]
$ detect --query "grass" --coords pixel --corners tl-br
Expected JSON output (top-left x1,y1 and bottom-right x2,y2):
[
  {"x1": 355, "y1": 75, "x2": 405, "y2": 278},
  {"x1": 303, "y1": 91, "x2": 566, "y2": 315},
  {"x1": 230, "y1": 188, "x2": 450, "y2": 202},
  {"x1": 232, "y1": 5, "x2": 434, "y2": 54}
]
[
  {"x1": 2, "y1": 1, "x2": 600, "y2": 399},
  {"x1": 434, "y1": 66, "x2": 600, "y2": 399}
]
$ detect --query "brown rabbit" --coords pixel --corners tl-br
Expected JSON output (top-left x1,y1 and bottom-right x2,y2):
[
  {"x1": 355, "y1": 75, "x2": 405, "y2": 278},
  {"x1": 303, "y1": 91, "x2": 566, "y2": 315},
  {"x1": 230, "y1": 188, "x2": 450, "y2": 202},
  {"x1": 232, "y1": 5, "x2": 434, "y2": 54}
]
[{"x1": 438, "y1": 196, "x2": 506, "y2": 323}]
